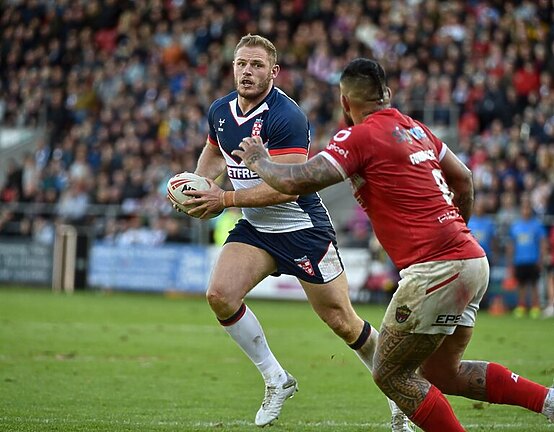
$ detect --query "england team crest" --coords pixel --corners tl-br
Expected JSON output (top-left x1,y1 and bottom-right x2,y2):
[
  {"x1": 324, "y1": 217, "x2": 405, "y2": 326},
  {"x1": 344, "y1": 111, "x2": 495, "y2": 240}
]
[
  {"x1": 294, "y1": 256, "x2": 315, "y2": 276},
  {"x1": 395, "y1": 305, "x2": 412, "y2": 323},
  {"x1": 251, "y1": 118, "x2": 263, "y2": 136}
]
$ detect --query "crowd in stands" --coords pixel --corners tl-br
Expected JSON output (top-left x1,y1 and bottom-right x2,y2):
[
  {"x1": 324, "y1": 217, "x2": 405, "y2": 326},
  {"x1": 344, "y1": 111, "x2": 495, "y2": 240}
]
[{"x1": 1, "y1": 0, "x2": 553, "y2": 268}]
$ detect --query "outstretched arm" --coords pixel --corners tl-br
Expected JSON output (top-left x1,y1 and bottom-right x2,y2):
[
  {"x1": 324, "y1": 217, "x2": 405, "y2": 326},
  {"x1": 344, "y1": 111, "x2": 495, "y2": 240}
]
[{"x1": 232, "y1": 136, "x2": 344, "y2": 195}]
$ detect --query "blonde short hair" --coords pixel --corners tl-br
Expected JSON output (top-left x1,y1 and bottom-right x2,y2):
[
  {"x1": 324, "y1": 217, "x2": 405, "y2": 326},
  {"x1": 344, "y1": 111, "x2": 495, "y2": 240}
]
[{"x1": 234, "y1": 34, "x2": 277, "y2": 66}]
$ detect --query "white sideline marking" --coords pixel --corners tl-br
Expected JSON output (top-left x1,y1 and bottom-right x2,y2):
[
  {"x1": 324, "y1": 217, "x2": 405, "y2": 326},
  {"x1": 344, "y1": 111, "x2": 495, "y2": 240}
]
[{"x1": 1, "y1": 417, "x2": 552, "y2": 430}]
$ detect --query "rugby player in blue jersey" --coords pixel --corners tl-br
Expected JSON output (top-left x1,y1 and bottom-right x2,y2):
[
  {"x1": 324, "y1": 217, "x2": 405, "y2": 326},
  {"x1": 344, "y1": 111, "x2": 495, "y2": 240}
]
[{"x1": 180, "y1": 34, "x2": 413, "y2": 431}]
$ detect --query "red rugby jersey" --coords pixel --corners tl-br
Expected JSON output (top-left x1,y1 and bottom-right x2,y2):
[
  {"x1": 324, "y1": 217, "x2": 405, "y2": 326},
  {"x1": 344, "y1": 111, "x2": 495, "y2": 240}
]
[{"x1": 321, "y1": 108, "x2": 484, "y2": 270}]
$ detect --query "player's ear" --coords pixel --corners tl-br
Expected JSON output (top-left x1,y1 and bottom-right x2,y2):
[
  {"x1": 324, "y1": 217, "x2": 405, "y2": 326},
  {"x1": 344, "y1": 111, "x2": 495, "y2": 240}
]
[
  {"x1": 385, "y1": 87, "x2": 392, "y2": 101},
  {"x1": 271, "y1": 64, "x2": 280, "y2": 79},
  {"x1": 341, "y1": 94, "x2": 351, "y2": 112}
]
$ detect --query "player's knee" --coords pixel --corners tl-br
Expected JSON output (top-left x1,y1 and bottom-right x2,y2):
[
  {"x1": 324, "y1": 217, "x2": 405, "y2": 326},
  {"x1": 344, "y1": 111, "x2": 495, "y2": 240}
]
[
  {"x1": 206, "y1": 285, "x2": 231, "y2": 312},
  {"x1": 371, "y1": 353, "x2": 401, "y2": 392},
  {"x1": 319, "y1": 310, "x2": 354, "y2": 340}
]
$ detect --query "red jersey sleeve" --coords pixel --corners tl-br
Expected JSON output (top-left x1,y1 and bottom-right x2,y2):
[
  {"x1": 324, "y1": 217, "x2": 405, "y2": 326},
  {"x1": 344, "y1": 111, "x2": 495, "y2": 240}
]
[{"x1": 320, "y1": 127, "x2": 367, "y2": 179}]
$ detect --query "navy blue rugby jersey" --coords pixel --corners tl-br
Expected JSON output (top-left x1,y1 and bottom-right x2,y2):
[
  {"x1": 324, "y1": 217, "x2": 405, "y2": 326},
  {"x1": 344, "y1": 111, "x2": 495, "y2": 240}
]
[{"x1": 207, "y1": 86, "x2": 333, "y2": 233}]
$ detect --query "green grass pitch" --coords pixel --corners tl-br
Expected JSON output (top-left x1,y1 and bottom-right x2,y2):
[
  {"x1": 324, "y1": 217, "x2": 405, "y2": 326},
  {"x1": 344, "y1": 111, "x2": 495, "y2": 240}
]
[{"x1": 1, "y1": 287, "x2": 553, "y2": 431}]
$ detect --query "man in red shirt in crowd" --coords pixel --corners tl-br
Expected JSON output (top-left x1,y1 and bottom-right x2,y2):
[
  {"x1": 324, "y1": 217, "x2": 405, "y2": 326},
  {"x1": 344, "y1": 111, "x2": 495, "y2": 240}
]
[{"x1": 233, "y1": 58, "x2": 554, "y2": 431}]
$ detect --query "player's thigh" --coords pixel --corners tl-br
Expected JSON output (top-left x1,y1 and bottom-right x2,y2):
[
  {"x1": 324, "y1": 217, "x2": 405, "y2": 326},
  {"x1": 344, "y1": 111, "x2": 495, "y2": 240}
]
[
  {"x1": 420, "y1": 325, "x2": 473, "y2": 381},
  {"x1": 208, "y1": 242, "x2": 277, "y2": 299}
]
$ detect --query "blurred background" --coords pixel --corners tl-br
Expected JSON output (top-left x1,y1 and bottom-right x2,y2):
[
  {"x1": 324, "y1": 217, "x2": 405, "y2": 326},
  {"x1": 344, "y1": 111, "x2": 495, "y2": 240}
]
[{"x1": 0, "y1": 0, "x2": 553, "y2": 316}]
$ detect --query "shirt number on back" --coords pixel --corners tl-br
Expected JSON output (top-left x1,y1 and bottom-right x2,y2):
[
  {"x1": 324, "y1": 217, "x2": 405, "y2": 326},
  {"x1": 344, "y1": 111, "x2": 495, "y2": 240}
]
[{"x1": 432, "y1": 169, "x2": 454, "y2": 205}]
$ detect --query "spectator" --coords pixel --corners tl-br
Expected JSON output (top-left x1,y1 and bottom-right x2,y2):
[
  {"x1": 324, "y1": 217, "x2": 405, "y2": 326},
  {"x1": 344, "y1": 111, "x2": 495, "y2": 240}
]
[
  {"x1": 545, "y1": 225, "x2": 554, "y2": 318},
  {"x1": 115, "y1": 214, "x2": 166, "y2": 246},
  {"x1": 0, "y1": 0, "x2": 552, "y2": 255},
  {"x1": 468, "y1": 194, "x2": 496, "y2": 261},
  {"x1": 506, "y1": 195, "x2": 548, "y2": 318},
  {"x1": 56, "y1": 181, "x2": 89, "y2": 223}
]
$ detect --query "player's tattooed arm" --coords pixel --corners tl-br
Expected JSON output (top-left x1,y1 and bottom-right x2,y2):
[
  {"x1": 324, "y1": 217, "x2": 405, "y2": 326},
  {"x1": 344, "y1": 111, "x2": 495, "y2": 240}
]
[
  {"x1": 255, "y1": 155, "x2": 343, "y2": 195},
  {"x1": 233, "y1": 136, "x2": 344, "y2": 195}
]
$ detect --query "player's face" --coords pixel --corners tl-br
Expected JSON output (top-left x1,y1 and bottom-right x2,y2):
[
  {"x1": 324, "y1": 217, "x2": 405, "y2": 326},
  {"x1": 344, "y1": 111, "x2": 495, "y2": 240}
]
[{"x1": 233, "y1": 47, "x2": 277, "y2": 101}]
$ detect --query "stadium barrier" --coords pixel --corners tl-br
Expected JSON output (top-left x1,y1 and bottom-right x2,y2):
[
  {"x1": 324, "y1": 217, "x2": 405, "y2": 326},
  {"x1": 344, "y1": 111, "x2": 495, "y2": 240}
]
[
  {"x1": 0, "y1": 237, "x2": 53, "y2": 284},
  {"x1": 0, "y1": 235, "x2": 531, "y2": 309},
  {"x1": 87, "y1": 242, "x2": 372, "y2": 300}
]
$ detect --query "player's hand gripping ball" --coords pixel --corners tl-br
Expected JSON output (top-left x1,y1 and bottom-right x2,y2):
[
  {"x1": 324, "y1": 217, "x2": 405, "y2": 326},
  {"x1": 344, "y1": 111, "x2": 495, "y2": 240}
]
[{"x1": 166, "y1": 172, "x2": 210, "y2": 214}]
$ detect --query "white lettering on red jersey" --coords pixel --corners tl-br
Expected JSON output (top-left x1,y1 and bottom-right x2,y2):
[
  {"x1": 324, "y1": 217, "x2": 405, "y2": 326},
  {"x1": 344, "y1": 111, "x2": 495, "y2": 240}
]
[{"x1": 320, "y1": 108, "x2": 484, "y2": 269}]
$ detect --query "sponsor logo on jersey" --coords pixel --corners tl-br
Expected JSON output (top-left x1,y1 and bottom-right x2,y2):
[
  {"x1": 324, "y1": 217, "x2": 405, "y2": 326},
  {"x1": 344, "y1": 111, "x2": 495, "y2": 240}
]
[
  {"x1": 408, "y1": 125, "x2": 427, "y2": 140},
  {"x1": 392, "y1": 125, "x2": 428, "y2": 144},
  {"x1": 251, "y1": 118, "x2": 263, "y2": 136},
  {"x1": 409, "y1": 149, "x2": 436, "y2": 165},
  {"x1": 326, "y1": 142, "x2": 349, "y2": 158},
  {"x1": 218, "y1": 118, "x2": 225, "y2": 132},
  {"x1": 432, "y1": 314, "x2": 462, "y2": 326},
  {"x1": 294, "y1": 256, "x2": 315, "y2": 276},
  {"x1": 392, "y1": 126, "x2": 413, "y2": 144},
  {"x1": 227, "y1": 166, "x2": 260, "y2": 179},
  {"x1": 395, "y1": 305, "x2": 412, "y2": 323},
  {"x1": 437, "y1": 209, "x2": 460, "y2": 223}
]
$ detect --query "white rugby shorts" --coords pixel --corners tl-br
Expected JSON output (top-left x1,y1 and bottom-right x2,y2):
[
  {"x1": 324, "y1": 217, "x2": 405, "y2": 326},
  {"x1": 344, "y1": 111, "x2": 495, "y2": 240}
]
[{"x1": 382, "y1": 257, "x2": 489, "y2": 335}]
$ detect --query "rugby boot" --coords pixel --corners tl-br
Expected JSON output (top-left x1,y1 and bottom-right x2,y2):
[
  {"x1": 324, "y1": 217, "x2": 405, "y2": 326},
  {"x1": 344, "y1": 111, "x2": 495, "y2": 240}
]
[
  {"x1": 255, "y1": 371, "x2": 298, "y2": 427},
  {"x1": 389, "y1": 398, "x2": 416, "y2": 432}
]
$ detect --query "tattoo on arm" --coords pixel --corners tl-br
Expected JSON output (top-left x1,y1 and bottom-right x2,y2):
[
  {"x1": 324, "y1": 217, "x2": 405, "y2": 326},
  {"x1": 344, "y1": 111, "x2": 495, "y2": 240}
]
[
  {"x1": 256, "y1": 155, "x2": 343, "y2": 195},
  {"x1": 246, "y1": 151, "x2": 264, "y2": 166}
]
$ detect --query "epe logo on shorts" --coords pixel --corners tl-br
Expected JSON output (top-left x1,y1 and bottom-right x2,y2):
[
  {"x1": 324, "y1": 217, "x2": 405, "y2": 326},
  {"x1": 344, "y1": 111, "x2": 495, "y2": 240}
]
[{"x1": 432, "y1": 314, "x2": 462, "y2": 326}]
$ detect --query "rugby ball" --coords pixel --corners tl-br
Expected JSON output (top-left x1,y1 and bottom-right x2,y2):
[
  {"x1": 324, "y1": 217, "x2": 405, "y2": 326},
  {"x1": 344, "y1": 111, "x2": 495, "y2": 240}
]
[{"x1": 167, "y1": 172, "x2": 210, "y2": 213}]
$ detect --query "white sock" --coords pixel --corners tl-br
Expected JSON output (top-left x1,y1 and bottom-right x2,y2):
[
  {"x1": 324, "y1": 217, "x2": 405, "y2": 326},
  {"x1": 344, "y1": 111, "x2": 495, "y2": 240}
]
[
  {"x1": 222, "y1": 304, "x2": 286, "y2": 386},
  {"x1": 352, "y1": 323, "x2": 378, "y2": 372}
]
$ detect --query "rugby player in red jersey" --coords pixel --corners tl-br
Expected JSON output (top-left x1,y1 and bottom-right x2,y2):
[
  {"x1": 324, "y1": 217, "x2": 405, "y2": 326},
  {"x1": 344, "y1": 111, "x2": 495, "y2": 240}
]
[{"x1": 234, "y1": 58, "x2": 554, "y2": 431}]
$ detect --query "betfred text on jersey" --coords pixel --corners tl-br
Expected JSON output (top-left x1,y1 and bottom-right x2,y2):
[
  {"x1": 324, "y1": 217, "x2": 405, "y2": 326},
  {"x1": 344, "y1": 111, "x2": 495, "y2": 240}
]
[{"x1": 227, "y1": 166, "x2": 260, "y2": 180}]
